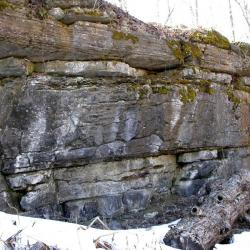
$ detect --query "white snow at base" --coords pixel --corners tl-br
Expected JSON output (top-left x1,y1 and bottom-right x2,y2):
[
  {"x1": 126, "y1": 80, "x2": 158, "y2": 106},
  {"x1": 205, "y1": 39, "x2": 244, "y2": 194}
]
[
  {"x1": 0, "y1": 211, "x2": 249, "y2": 250},
  {"x1": 215, "y1": 232, "x2": 250, "y2": 250},
  {"x1": 0, "y1": 212, "x2": 179, "y2": 250}
]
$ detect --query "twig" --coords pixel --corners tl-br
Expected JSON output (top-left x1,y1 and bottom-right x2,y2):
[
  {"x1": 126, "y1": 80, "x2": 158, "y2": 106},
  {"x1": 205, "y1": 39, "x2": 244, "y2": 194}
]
[{"x1": 87, "y1": 216, "x2": 110, "y2": 230}]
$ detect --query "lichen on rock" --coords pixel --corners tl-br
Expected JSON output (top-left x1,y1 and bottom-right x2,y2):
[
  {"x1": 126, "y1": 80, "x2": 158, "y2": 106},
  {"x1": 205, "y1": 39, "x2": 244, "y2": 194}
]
[
  {"x1": 112, "y1": 31, "x2": 139, "y2": 44},
  {"x1": 179, "y1": 86, "x2": 197, "y2": 103},
  {"x1": 189, "y1": 29, "x2": 230, "y2": 50}
]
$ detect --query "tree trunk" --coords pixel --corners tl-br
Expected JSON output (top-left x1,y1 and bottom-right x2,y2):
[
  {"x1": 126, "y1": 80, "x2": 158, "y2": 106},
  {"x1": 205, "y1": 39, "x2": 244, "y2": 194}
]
[{"x1": 164, "y1": 170, "x2": 250, "y2": 250}]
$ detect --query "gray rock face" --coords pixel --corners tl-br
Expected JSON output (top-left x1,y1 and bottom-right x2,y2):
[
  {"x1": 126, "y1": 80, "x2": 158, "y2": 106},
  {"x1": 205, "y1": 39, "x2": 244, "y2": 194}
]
[
  {"x1": 0, "y1": 174, "x2": 16, "y2": 213},
  {"x1": 0, "y1": 1, "x2": 249, "y2": 227},
  {"x1": 177, "y1": 150, "x2": 218, "y2": 164},
  {"x1": 0, "y1": 57, "x2": 33, "y2": 77},
  {"x1": 35, "y1": 61, "x2": 146, "y2": 77}
]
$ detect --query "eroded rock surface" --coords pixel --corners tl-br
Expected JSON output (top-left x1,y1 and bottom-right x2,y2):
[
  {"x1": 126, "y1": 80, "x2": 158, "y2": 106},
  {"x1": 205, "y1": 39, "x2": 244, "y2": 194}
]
[{"x1": 0, "y1": 0, "x2": 249, "y2": 228}]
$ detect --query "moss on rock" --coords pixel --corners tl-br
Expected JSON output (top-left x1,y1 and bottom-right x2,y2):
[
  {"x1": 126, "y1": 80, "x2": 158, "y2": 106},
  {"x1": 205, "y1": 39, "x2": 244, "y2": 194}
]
[
  {"x1": 0, "y1": 0, "x2": 14, "y2": 11},
  {"x1": 198, "y1": 80, "x2": 216, "y2": 95},
  {"x1": 112, "y1": 31, "x2": 139, "y2": 44},
  {"x1": 234, "y1": 78, "x2": 250, "y2": 94},
  {"x1": 179, "y1": 86, "x2": 197, "y2": 103},
  {"x1": 233, "y1": 42, "x2": 250, "y2": 57},
  {"x1": 189, "y1": 30, "x2": 230, "y2": 50},
  {"x1": 84, "y1": 9, "x2": 102, "y2": 17},
  {"x1": 152, "y1": 86, "x2": 170, "y2": 94},
  {"x1": 167, "y1": 40, "x2": 203, "y2": 64},
  {"x1": 167, "y1": 40, "x2": 184, "y2": 64},
  {"x1": 182, "y1": 42, "x2": 202, "y2": 60},
  {"x1": 227, "y1": 87, "x2": 241, "y2": 109}
]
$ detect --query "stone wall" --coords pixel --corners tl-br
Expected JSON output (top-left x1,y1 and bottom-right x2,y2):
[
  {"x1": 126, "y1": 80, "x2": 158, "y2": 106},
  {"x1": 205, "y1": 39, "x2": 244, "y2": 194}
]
[{"x1": 0, "y1": 0, "x2": 249, "y2": 228}]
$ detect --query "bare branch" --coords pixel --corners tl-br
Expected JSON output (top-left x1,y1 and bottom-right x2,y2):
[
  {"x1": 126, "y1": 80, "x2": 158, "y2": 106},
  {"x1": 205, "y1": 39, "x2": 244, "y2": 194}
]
[
  {"x1": 234, "y1": 0, "x2": 250, "y2": 35},
  {"x1": 164, "y1": 0, "x2": 175, "y2": 25},
  {"x1": 228, "y1": 0, "x2": 236, "y2": 41}
]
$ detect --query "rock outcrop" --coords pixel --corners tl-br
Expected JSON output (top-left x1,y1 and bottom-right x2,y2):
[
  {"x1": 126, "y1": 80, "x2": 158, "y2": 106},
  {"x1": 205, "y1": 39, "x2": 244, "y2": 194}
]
[{"x1": 0, "y1": 0, "x2": 249, "y2": 228}]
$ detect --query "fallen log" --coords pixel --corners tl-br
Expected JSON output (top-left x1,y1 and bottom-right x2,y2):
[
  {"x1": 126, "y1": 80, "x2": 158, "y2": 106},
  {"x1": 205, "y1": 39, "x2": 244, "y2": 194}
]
[{"x1": 164, "y1": 170, "x2": 250, "y2": 250}]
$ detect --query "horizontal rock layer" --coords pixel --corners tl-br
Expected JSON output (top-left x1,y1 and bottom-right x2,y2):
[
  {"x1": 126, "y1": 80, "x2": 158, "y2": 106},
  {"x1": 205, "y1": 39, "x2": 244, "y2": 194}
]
[{"x1": 0, "y1": 11, "x2": 179, "y2": 70}]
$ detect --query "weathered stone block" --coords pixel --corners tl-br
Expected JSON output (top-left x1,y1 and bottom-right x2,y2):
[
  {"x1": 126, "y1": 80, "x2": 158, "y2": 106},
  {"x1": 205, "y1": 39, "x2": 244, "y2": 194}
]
[
  {"x1": 35, "y1": 61, "x2": 146, "y2": 77},
  {"x1": 48, "y1": 7, "x2": 65, "y2": 21},
  {"x1": 240, "y1": 77, "x2": 250, "y2": 86},
  {"x1": 7, "y1": 171, "x2": 50, "y2": 190},
  {"x1": 122, "y1": 189, "x2": 152, "y2": 212},
  {"x1": 20, "y1": 184, "x2": 56, "y2": 211},
  {"x1": 179, "y1": 160, "x2": 221, "y2": 181},
  {"x1": 64, "y1": 200, "x2": 98, "y2": 221},
  {"x1": 218, "y1": 147, "x2": 250, "y2": 159},
  {"x1": 0, "y1": 12, "x2": 179, "y2": 70},
  {"x1": 162, "y1": 68, "x2": 232, "y2": 84},
  {"x1": 59, "y1": 8, "x2": 112, "y2": 25},
  {"x1": 178, "y1": 150, "x2": 218, "y2": 164},
  {"x1": 55, "y1": 155, "x2": 177, "y2": 202},
  {"x1": 0, "y1": 57, "x2": 33, "y2": 77},
  {"x1": 98, "y1": 195, "x2": 124, "y2": 217},
  {"x1": 190, "y1": 44, "x2": 242, "y2": 74}
]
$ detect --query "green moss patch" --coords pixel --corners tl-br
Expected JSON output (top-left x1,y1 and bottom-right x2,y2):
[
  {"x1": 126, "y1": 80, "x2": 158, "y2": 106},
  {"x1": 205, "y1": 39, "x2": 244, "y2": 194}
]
[
  {"x1": 179, "y1": 86, "x2": 197, "y2": 103},
  {"x1": 189, "y1": 30, "x2": 230, "y2": 50},
  {"x1": 112, "y1": 31, "x2": 139, "y2": 44},
  {"x1": 233, "y1": 42, "x2": 250, "y2": 57},
  {"x1": 167, "y1": 40, "x2": 184, "y2": 64},
  {"x1": 227, "y1": 87, "x2": 241, "y2": 110},
  {"x1": 0, "y1": 0, "x2": 15, "y2": 11},
  {"x1": 84, "y1": 9, "x2": 102, "y2": 17},
  {"x1": 152, "y1": 86, "x2": 170, "y2": 94},
  {"x1": 234, "y1": 78, "x2": 250, "y2": 94},
  {"x1": 167, "y1": 40, "x2": 203, "y2": 64},
  {"x1": 182, "y1": 42, "x2": 202, "y2": 60},
  {"x1": 198, "y1": 80, "x2": 216, "y2": 95}
]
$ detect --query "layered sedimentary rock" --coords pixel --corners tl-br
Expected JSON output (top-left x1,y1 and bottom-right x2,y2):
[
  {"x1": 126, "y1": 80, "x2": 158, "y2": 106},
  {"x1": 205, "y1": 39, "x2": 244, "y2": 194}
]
[{"x1": 0, "y1": 0, "x2": 249, "y2": 228}]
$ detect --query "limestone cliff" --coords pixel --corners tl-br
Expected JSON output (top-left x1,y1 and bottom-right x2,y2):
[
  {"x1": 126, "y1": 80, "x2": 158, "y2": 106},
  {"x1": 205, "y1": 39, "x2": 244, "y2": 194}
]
[{"x1": 0, "y1": 0, "x2": 249, "y2": 228}]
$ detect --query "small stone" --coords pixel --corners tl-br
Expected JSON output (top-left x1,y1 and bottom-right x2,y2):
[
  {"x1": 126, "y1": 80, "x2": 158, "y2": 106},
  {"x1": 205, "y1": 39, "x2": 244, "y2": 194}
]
[
  {"x1": 48, "y1": 7, "x2": 65, "y2": 21},
  {"x1": 240, "y1": 77, "x2": 250, "y2": 86}
]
